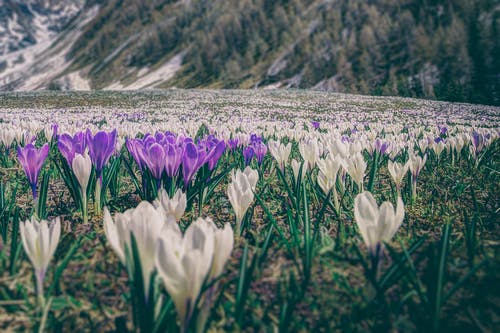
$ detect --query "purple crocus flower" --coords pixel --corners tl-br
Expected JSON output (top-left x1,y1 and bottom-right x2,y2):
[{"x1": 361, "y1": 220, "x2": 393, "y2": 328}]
[
  {"x1": 311, "y1": 121, "x2": 320, "y2": 130},
  {"x1": 182, "y1": 142, "x2": 199, "y2": 186},
  {"x1": 207, "y1": 140, "x2": 226, "y2": 170},
  {"x1": 253, "y1": 142, "x2": 268, "y2": 165},
  {"x1": 243, "y1": 146, "x2": 254, "y2": 166},
  {"x1": 17, "y1": 143, "x2": 49, "y2": 199},
  {"x1": 165, "y1": 143, "x2": 183, "y2": 178},
  {"x1": 471, "y1": 131, "x2": 484, "y2": 153},
  {"x1": 58, "y1": 132, "x2": 86, "y2": 166},
  {"x1": 374, "y1": 139, "x2": 390, "y2": 155},
  {"x1": 250, "y1": 134, "x2": 262, "y2": 144},
  {"x1": 142, "y1": 143, "x2": 166, "y2": 183},
  {"x1": 126, "y1": 138, "x2": 145, "y2": 171},
  {"x1": 86, "y1": 129, "x2": 117, "y2": 178},
  {"x1": 227, "y1": 138, "x2": 239, "y2": 150}
]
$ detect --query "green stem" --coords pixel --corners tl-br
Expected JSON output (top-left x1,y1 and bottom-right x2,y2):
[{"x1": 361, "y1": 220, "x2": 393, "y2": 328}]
[
  {"x1": 36, "y1": 271, "x2": 45, "y2": 309},
  {"x1": 81, "y1": 189, "x2": 88, "y2": 224},
  {"x1": 95, "y1": 180, "x2": 101, "y2": 215}
]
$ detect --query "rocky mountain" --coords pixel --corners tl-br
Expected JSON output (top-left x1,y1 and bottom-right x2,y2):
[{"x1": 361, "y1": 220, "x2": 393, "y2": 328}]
[{"x1": 0, "y1": 0, "x2": 498, "y2": 105}]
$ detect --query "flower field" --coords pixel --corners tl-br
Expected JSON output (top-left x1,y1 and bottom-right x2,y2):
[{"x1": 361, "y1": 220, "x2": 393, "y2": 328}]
[{"x1": 0, "y1": 90, "x2": 499, "y2": 332}]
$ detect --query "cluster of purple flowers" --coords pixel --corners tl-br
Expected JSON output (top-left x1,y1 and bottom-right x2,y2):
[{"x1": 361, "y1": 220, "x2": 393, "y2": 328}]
[
  {"x1": 58, "y1": 129, "x2": 117, "y2": 179},
  {"x1": 243, "y1": 134, "x2": 267, "y2": 166},
  {"x1": 126, "y1": 132, "x2": 226, "y2": 187}
]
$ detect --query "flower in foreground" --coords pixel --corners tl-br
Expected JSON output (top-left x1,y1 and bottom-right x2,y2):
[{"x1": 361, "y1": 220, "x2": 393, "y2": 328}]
[
  {"x1": 17, "y1": 143, "x2": 49, "y2": 199},
  {"x1": 103, "y1": 202, "x2": 169, "y2": 299},
  {"x1": 20, "y1": 216, "x2": 61, "y2": 301},
  {"x1": 354, "y1": 191, "x2": 404, "y2": 256},
  {"x1": 155, "y1": 217, "x2": 233, "y2": 331}
]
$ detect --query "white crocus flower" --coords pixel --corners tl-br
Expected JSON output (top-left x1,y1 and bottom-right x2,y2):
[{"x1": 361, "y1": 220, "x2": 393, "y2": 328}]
[
  {"x1": 242, "y1": 166, "x2": 259, "y2": 191},
  {"x1": 317, "y1": 154, "x2": 345, "y2": 213},
  {"x1": 20, "y1": 217, "x2": 61, "y2": 298},
  {"x1": 345, "y1": 153, "x2": 367, "y2": 191},
  {"x1": 103, "y1": 201, "x2": 168, "y2": 299},
  {"x1": 387, "y1": 160, "x2": 409, "y2": 192},
  {"x1": 354, "y1": 191, "x2": 404, "y2": 255},
  {"x1": 72, "y1": 152, "x2": 92, "y2": 194},
  {"x1": 227, "y1": 169, "x2": 255, "y2": 233},
  {"x1": 0, "y1": 127, "x2": 17, "y2": 147},
  {"x1": 155, "y1": 217, "x2": 215, "y2": 330},
  {"x1": 157, "y1": 188, "x2": 187, "y2": 221},
  {"x1": 408, "y1": 153, "x2": 428, "y2": 198},
  {"x1": 328, "y1": 138, "x2": 350, "y2": 158},
  {"x1": 268, "y1": 140, "x2": 292, "y2": 171},
  {"x1": 291, "y1": 158, "x2": 307, "y2": 184},
  {"x1": 299, "y1": 139, "x2": 320, "y2": 170}
]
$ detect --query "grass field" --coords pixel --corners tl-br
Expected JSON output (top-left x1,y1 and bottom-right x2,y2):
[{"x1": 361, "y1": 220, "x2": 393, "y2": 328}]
[{"x1": 0, "y1": 90, "x2": 499, "y2": 332}]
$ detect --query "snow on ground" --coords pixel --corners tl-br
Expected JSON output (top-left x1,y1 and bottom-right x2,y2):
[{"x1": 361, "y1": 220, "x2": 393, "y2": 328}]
[
  {"x1": 59, "y1": 70, "x2": 91, "y2": 90},
  {"x1": 0, "y1": 6, "x2": 99, "y2": 91},
  {"x1": 104, "y1": 52, "x2": 184, "y2": 90}
]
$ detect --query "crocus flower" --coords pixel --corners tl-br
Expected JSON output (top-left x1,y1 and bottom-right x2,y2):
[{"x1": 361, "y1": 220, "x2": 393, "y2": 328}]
[
  {"x1": 72, "y1": 152, "x2": 92, "y2": 223},
  {"x1": 317, "y1": 154, "x2": 344, "y2": 194},
  {"x1": 374, "y1": 139, "x2": 390, "y2": 155},
  {"x1": 20, "y1": 216, "x2": 61, "y2": 300},
  {"x1": 311, "y1": 121, "x2": 320, "y2": 130},
  {"x1": 291, "y1": 159, "x2": 306, "y2": 184},
  {"x1": 156, "y1": 217, "x2": 222, "y2": 330},
  {"x1": 242, "y1": 166, "x2": 259, "y2": 191},
  {"x1": 408, "y1": 153, "x2": 427, "y2": 198},
  {"x1": 469, "y1": 131, "x2": 485, "y2": 159},
  {"x1": 387, "y1": 160, "x2": 409, "y2": 192},
  {"x1": 243, "y1": 146, "x2": 254, "y2": 166},
  {"x1": 17, "y1": 143, "x2": 49, "y2": 199},
  {"x1": 299, "y1": 139, "x2": 320, "y2": 170},
  {"x1": 227, "y1": 168, "x2": 256, "y2": 233},
  {"x1": 0, "y1": 127, "x2": 17, "y2": 148},
  {"x1": 126, "y1": 138, "x2": 145, "y2": 171},
  {"x1": 354, "y1": 191, "x2": 404, "y2": 256},
  {"x1": 58, "y1": 132, "x2": 86, "y2": 166},
  {"x1": 72, "y1": 152, "x2": 92, "y2": 195},
  {"x1": 206, "y1": 140, "x2": 226, "y2": 171},
  {"x1": 141, "y1": 142, "x2": 166, "y2": 185},
  {"x1": 103, "y1": 201, "x2": 170, "y2": 299},
  {"x1": 268, "y1": 140, "x2": 292, "y2": 171},
  {"x1": 86, "y1": 129, "x2": 117, "y2": 178},
  {"x1": 164, "y1": 143, "x2": 183, "y2": 178},
  {"x1": 227, "y1": 138, "x2": 239, "y2": 150},
  {"x1": 156, "y1": 188, "x2": 187, "y2": 221},
  {"x1": 182, "y1": 141, "x2": 199, "y2": 186},
  {"x1": 253, "y1": 141, "x2": 268, "y2": 165},
  {"x1": 345, "y1": 153, "x2": 367, "y2": 191}
]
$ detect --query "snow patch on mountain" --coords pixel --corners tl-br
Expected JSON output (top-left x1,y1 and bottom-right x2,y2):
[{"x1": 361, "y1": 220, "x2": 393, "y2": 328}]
[
  {"x1": 104, "y1": 52, "x2": 184, "y2": 90},
  {"x1": 0, "y1": 5, "x2": 98, "y2": 90}
]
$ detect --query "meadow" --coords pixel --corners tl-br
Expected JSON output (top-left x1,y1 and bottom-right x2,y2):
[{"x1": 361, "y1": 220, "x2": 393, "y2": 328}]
[{"x1": 0, "y1": 90, "x2": 499, "y2": 332}]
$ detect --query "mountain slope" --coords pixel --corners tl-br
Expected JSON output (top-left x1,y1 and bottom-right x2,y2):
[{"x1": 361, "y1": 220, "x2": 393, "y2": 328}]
[{"x1": 0, "y1": 0, "x2": 498, "y2": 105}]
